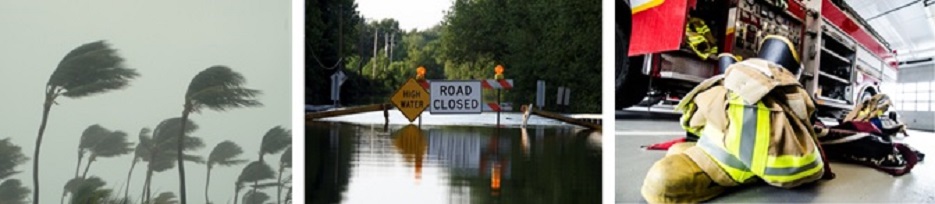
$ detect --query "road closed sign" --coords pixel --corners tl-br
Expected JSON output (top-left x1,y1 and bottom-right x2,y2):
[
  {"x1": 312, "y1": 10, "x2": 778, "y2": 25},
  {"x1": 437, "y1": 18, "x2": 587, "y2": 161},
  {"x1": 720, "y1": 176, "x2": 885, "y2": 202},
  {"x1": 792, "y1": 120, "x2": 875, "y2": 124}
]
[{"x1": 430, "y1": 81, "x2": 482, "y2": 114}]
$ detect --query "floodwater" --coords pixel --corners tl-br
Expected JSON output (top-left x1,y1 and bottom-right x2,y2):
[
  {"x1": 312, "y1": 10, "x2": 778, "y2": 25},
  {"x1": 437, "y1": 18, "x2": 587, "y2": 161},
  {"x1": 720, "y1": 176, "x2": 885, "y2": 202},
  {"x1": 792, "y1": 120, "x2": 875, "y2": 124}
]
[{"x1": 308, "y1": 122, "x2": 602, "y2": 204}]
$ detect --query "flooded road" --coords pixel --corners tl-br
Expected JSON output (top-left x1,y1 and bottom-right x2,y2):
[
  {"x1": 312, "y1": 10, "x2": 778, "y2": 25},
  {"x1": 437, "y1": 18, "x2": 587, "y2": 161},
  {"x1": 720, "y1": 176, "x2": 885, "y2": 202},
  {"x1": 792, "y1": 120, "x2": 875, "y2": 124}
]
[{"x1": 308, "y1": 122, "x2": 602, "y2": 204}]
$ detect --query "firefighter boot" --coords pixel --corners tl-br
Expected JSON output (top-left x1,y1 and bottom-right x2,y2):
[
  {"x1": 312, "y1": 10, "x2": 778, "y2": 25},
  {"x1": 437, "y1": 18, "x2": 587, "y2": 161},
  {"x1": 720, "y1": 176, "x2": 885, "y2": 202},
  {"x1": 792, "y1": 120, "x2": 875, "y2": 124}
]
[{"x1": 641, "y1": 153, "x2": 726, "y2": 204}]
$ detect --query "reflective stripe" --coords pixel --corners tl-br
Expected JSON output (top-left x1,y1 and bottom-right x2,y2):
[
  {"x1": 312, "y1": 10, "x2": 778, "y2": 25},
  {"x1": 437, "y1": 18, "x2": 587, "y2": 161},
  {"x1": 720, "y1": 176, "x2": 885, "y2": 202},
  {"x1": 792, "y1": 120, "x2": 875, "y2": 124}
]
[
  {"x1": 697, "y1": 129, "x2": 755, "y2": 183},
  {"x1": 697, "y1": 92, "x2": 823, "y2": 185},
  {"x1": 764, "y1": 155, "x2": 821, "y2": 175},
  {"x1": 738, "y1": 104, "x2": 757, "y2": 169}
]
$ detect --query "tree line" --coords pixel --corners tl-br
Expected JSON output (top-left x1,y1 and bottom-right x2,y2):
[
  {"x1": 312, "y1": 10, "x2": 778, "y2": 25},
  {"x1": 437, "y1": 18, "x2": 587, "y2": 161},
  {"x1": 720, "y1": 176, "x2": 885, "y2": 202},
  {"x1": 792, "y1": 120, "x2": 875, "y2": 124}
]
[
  {"x1": 0, "y1": 41, "x2": 291, "y2": 204},
  {"x1": 309, "y1": 0, "x2": 602, "y2": 112}
]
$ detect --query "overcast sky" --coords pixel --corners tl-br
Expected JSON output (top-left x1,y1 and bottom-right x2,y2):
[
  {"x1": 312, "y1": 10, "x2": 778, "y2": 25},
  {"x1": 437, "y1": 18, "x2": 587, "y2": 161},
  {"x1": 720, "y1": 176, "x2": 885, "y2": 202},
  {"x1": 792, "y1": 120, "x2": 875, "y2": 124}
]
[
  {"x1": 358, "y1": 0, "x2": 453, "y2": 30},
  {"x1": 0, "y1": 1, "x2": 290, "y2": 203}
]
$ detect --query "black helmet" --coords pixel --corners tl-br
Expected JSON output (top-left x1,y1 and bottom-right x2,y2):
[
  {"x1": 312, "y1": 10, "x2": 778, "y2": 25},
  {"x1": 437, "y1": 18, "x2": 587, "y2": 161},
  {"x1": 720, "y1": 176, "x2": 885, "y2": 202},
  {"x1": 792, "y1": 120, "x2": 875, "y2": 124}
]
[
  {"x1": 757, "y1": 35, "x2": 801, "y2": 73},
  {"x1": 717, "y1": 53, "x2": 739, "y2": 74}
]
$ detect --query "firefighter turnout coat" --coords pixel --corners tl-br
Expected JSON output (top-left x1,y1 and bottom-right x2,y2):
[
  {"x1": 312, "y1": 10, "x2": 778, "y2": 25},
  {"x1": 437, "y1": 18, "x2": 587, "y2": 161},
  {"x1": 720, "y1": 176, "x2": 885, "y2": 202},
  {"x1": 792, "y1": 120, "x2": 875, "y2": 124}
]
[{"x1": 676, "y1": 58, "x2": 824, "y2": 188}]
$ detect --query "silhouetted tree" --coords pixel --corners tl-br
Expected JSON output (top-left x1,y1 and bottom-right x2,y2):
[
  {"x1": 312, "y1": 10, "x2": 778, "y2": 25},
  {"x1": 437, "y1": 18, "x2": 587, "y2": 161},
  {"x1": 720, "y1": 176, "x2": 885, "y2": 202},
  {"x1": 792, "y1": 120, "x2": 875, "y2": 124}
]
[
  {"x1": 205, "y1": 141, "x2": 247, "y2": 204},
  {"x1": 176, "y1": 66, "x2": 261, "y2": 204},
  {"x1": 34, "y1": 41, "x2": 138, "y2": 204}
]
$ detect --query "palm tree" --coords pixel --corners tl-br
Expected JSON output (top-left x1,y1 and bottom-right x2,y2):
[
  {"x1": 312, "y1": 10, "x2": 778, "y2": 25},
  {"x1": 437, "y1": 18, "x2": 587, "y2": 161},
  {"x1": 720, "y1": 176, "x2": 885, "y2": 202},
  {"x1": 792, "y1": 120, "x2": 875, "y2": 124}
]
[
  {"x1": 34, "y1": 41, "x2": 138, "y2": 203},
  {"x1": 0, "y1": 138, "x2": 29, "y2": 204},
  {"x1": 176, "y1": 66, "x2": 261, "y2": 204},
  {"x1": 124, "y1": 128, "x2": 150, "y2": 203},
  {"x1": 64, "y1": 176, "x2": 112, "y2": 204},
  {"x1": 277, "y1": 147, "x2": 291, "y2": 204},
  {"x1": 259, "y1": 126, "x2": 291, "y2": 161},
  {"x1": 74, "y1": 125, "x2": 108, "y2": 178},
  {"x1": 205, "y1": 141, "x2": 247, "y2": 204},
  {"x1": 82, "y1": 128, "x2": 133, "y2": 178},
  {"x1": 237, "y1": 161, "x2": 274, "y2": 204},
  {"x1": 140, "y1": 118, "x2": 205, "y2": 203},
  {"x1": 0, "y1": 179, "x2": 30, "y2": 204}
]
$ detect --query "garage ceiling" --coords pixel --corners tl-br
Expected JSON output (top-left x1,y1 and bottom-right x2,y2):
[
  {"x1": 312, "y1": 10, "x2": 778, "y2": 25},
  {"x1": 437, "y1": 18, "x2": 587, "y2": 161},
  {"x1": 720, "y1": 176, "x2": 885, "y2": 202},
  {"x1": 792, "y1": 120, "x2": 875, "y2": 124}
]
[{"x1": 845, "y1": 0, "x2": 935, "y2": 62}]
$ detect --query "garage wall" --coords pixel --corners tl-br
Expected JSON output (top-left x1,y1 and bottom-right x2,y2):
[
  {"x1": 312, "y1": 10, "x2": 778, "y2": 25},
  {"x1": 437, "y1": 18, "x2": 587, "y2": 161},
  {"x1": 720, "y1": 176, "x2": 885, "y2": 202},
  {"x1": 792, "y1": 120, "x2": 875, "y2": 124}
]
[{"x1": 882, "y1": 63, "x2": 935, "y2": 131}]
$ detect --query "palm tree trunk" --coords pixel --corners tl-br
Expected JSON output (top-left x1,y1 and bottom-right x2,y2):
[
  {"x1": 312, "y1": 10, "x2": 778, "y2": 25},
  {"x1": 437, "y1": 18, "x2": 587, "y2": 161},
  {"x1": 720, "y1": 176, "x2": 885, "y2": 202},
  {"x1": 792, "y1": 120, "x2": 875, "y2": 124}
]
[
  {"x1": 178, "y1": 110, "x2": 191, "y2": 204},
  {"x1": 277, "y1": 164, "x2": 284, "y2": 204},
  {"x1": 124, "y1": 159, "x2": 137, "y2": 204},
  {"x1": 233, "y1": 186, "x2": 240, "y2": 204},
  {"x1": 74, "y1": 150, "x2": 84, "y2": 177},
  {"x1": 33, "y1": 92, "x2": 54, "y2": 204},
  {"x1": 81, "y1": 155, "x2": 95, "y2": 179},
  {"x1": 145, "y1": 167, "x2": 153, "y2": 204},
  {"x1": 205, "y1": 166, "x2": 212, "y2": 204}
]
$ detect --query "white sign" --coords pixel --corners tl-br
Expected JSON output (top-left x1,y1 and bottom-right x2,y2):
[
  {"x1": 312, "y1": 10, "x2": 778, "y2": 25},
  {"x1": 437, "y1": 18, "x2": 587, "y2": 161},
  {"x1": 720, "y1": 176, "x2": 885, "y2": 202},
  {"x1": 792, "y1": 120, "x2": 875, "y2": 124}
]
[
  {"x1": 330, "y1": 70, "x2": 347, "y2": 101},
  {"x1": 430, "y1": 81, "x2": 482, "y2": 114}
]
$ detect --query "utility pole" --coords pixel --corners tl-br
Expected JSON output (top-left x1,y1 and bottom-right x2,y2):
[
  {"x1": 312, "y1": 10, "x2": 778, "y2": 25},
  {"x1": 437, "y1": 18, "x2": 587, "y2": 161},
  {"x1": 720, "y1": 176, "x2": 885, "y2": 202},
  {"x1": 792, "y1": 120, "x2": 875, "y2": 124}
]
[{"x1": 373, "y1": 27, "x2": 378, "y2": 77}]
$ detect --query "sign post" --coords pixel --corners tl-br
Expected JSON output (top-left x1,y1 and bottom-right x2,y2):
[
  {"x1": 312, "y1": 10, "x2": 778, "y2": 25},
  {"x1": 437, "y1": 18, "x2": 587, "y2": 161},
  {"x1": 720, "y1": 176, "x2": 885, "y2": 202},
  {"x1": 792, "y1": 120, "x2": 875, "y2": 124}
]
[
  {"x1": 390, "y1": 78, "x2": 430, "y2": 122},
  {"x1": 330, "y1": 70, "x2": 347, "y2": 107},
  {"x1": 429, "y1": 81, "x2": 483, "y2": 114}
]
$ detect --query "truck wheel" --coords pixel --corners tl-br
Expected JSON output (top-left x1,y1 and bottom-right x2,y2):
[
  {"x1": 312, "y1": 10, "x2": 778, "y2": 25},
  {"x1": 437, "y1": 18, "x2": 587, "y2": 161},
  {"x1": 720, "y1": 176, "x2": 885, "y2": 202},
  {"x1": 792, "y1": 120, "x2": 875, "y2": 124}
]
[{"x1": 615, "y1": 1, "x2": 651, "y2": 110}]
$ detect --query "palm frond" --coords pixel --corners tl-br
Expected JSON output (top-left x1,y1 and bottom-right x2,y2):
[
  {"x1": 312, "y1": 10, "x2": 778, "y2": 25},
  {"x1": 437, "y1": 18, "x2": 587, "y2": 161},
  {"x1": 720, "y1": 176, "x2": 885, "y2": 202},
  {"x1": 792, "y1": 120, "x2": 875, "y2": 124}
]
[
  {"x1": 237, "y1": 161, "x2": 275, "y2": 184},
  {"x1": 153, "y1": 192, "x2": 179, "y2": 204},
  {"x1": 92, "y1": 130, "x2": 134, "y2": 158},
  {"x1": 185, "y1": 66, "x2": 262, "y2": 111},
  {"x1": 209, "y1": 140, "x2": 246, "y2": 167},
  {"x1": 280, "y1": 147, "x2": 291, "y2": 168},
  {"x1": 260, "y1": 126, "x2": 291, "y2": 156},
  {"x1": 0, "y1": 138, "x2": 28, "y2": 180},
  {"x1": 47, "y1": 41, "x2": 139, "y2": 98},
  {"x1": 242, "y1": 190, "x2": 269, "y2": 204},
  {"x1": 0, "y1": 179, "x2": 30, "y2": 204}
]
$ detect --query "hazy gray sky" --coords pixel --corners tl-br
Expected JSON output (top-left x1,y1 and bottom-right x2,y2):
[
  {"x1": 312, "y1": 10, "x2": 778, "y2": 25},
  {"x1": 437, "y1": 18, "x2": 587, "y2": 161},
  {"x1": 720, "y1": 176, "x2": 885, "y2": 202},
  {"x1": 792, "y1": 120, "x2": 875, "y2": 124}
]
[
  {"x1": 358, "y1": 0, "x2": 453, "y2": 30},
  {"x1": 0, "y1": 1, "x2": 291, "y2": 203}
]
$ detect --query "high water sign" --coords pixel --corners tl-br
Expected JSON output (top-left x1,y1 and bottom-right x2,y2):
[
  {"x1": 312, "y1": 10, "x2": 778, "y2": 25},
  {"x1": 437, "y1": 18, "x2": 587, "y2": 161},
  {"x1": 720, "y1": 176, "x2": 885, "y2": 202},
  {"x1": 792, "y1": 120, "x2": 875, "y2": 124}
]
[
  {"x1": 430, "y1": 81, "x2": 482, "y2": 114},
  {"x1": 391, "y1": 78, "x2": 430, "y2": 122}
]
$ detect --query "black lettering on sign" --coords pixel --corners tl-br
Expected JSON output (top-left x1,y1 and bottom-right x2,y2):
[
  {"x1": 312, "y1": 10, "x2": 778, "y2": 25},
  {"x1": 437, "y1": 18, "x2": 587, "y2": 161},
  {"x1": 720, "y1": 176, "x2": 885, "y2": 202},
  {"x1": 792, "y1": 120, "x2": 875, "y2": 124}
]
[
  {"x1": 400, "y1": 100, "x2": 424, "y2": 108},
  {"x1": 403, "y1": 90, "x2": 420, "y2": 98},
  {"x1": 440, "y1": 85, "x2": 474, "y2": 96}
]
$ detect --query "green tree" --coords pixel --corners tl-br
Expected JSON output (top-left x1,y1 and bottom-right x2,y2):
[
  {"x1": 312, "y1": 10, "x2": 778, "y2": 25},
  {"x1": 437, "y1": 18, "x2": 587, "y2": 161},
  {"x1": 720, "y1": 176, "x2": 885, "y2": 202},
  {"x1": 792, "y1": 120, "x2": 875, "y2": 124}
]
[
  {"x1": 205, "y1": 141, "x2": 247, "y2": 204},
  {"x1": 176, "y1": 66, "x2": 260, "y2": 204},
  {"x1": 0, "y1": 138, "x2": 29, "y2": 204},
  {"x1": 33, "y1": 41, "x2": 139, "y2": 203},
  {"x1": 308, "y1": 0, "x2": 362, "y2": 105},
  {"x1": 442, "y1": 0, "x2": 602, "y2": 112}
]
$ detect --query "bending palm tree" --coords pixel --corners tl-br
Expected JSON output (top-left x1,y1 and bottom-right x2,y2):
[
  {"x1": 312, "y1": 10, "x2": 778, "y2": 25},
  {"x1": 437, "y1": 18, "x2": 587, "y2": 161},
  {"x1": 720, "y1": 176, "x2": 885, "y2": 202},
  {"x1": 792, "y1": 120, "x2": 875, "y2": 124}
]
[
  {"x1": 0, "y1": 138, "x2": 30, "y2": 204},
  {"x1": 257, "y1": 126, "x2": 290, "y2": 203},
  {"x1": 81, "y1": 129, "x2": 133, "y2": 178},
  {"x1": 124, "y1": 128, "x2": 151, "y2": 203},
  {"x1": 205, "y1": 141, "x2": 247, "y2": 203},
  {"x1": 34, "y1": 41, "x2": 138, "y2": 204},
  {"x1": 236, "y1": 161, "x2": 274, "y2": 204},
  {"x1": 142, "y1": 118, "x2": 205, "y2": 203},
  {"x1": 277, "y1": 147, "x2": 291, "y2": 204},
  {"x1": 177, "y1": 66, "x2": 261, "y2": 204}
]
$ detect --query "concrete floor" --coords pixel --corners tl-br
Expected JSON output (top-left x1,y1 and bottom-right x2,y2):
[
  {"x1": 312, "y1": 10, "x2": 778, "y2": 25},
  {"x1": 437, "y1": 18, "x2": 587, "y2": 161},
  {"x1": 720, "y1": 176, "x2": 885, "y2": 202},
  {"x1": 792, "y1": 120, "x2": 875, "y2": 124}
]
[{"x1": 615, "y1": 110, "x2": 935, "y2": 203}]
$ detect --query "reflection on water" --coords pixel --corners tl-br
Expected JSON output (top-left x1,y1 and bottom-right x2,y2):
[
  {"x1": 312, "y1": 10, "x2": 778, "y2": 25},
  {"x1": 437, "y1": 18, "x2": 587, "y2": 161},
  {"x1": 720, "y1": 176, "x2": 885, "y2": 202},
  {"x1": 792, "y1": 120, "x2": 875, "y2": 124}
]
[{"x1": 308, "y1": 122, "x2": 602, "y2": 204}]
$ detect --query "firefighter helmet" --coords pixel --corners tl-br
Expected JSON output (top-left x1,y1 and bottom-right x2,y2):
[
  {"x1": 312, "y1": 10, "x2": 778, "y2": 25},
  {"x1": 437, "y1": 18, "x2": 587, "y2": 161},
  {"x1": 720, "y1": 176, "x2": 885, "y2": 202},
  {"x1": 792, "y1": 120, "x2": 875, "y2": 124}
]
[{"x1": 757, "y1": 35, "x2": 801, "y2": 73}]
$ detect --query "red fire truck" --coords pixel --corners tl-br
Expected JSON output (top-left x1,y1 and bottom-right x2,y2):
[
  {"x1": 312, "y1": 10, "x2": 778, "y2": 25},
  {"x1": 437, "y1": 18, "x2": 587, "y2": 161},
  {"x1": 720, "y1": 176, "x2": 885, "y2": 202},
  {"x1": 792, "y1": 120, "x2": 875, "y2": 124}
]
[{"x1": 616, "y1": 0, "x2": 900, "y2": 118}]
